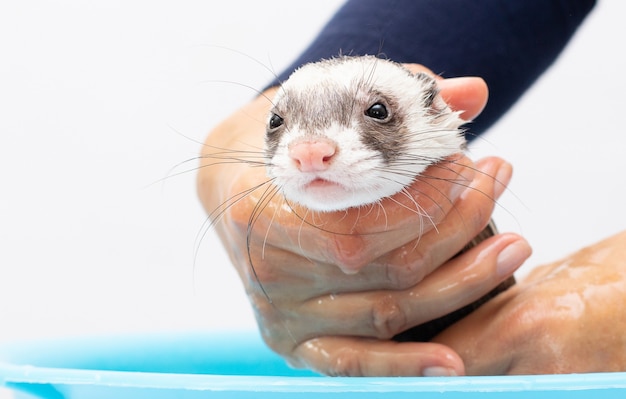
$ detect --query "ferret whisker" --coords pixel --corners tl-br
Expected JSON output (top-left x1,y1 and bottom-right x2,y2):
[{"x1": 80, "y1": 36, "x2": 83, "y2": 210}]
[
  {"x1": 371, "y1": 173, "x2": 438, "y2": 219},
  {"x1": 280, "y1": 199, "x2": 400, "y2": 237},
  {"x1": 407, "y1": 126, "x2": 461, "y2": 136},
  {"x1": 384, "y1": 161, "x2": 488, "y2": 217},
  {"x1": 147, "y1": 156, "x2": 205, "y2": 190},
  {"x1": 373, "y1": 166, "x2": 428, "y2": 178},
  {"x1": 199, "y1": 154, "x2": 268, "y2": 164},
  {"x1": 192, "y1": 177, "x2": 276, "y2": 287},
  {"x1": 196, "y1": 145, "x2": 270, "y2": 168},
  {"x1": 199, "y1": 139, "x2": 267, "y2": 153},
  {"x1": 428, "y1": 160, "x2": 521, "y2": 226},
  {"x1": 166, "y1": 123, "x2": 213, "y2": 148},
  {"x1": 385, "y1": 173, "x2": 453, "y2": 224},
  {"x1": 386, "y1": 191, "x2": 432, "y2": 251},
  {"x1": 404, "y1": 133, "x2": 466, "y2": 148},
  {"x1": 358, "y1": 200, "x2": 378, "y2": 219},
  {"x1": 425, "y1": 160, "x2": 492, "y2": 201},
  {"x1": 246, "y1": 182, "x2": 283, "y2": 303},
  {"x1": 347, "y1": 57, "x2": 382, "y2": 122},
  {"x1": 372, "y1": 202, "x2": 389, "y2": 231},
  {"x1": 261, "y1": 188, "x2": 283, "y2": 261},
  {"x1": 188, "y1": 159, "x2": 268, "y2": 184},
  {"x1": 235, "y1": 180, "x2": 300, "y2": 344},
  {"x1": 363, "y1": 57, "x2": 381, "y2": 88},
  {"x1": 200, "y1": 44, "x2": 283, "y2": 85},
  {"x1": 154, "y1": 147, "x2": 267, "y2": 189},
  {"x1": 414, "y1": 158, "x2": 520, "y2": 240},
  {"x1": 296, "y1": 207, "x2": 311, "y2": 259},
  {"x1": 197, "y1": 177, "x2": 276, "y2": 245},
  {"x1": 386, "y1": 189, "x2": 432, "y2": 221},
  {"x1": 352, "y1": 205, "x2": 365, "y2": 232},
  {"x1": 200, "y1": 79, "x2": 278, "y2": 109},
  {"x1": 201, "y1": 147, "x2": 267, "y2": 156}
]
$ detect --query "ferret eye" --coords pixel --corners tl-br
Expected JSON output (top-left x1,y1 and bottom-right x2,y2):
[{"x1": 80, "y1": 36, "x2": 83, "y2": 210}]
[
  {"x1": 268, "y1": 113, "x2": 284, "y2": 130},
  {"x1": 365, "y1": 103, "x2": 389, "y2": 120}
]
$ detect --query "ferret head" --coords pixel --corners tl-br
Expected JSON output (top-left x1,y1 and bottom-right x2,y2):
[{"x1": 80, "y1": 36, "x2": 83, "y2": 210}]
[{"x1": 265, "y1": 56, "x2": 466, "y2": 212}]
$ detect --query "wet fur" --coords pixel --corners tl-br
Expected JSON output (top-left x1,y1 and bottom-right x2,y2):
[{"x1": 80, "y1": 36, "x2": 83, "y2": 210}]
[{"x1": 265, "y1": 56, "x2": 467, "y2": 212}]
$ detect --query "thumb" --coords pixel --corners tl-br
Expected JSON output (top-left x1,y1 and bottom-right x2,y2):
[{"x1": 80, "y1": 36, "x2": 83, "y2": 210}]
[{"x1": 437, "y1": 77, "x2": 489, "y2": 121}]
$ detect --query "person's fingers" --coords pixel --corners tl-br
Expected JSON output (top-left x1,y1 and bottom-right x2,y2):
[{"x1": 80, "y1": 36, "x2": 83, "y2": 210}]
[
  {"x1": 245, "y1": 157, "x2": 512, "y2": 301},
  {"x1": 292, "y1": 336, "x2": 465, "y2": 377},
  {"x1": 371, "y1": 156, "x2": 512, "y2": 289},
  {"x1": 287, "y1": 234, "x2": 530, "y2": 341},
  {"x1": 229, "y1": 155, "x2": 478, "y2": 276},
  {"x1": 438, "y1": 230, "x2": 626, "y2": 375},
  {"x1": 234, "y1": 156, "x2": 518, "y2": 352},
  {"x1": 254, "y1": 232, "x2": 530, "y2": 359}
]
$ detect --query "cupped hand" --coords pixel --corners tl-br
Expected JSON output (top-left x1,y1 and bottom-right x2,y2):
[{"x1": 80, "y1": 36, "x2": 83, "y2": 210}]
[
  {"x1": 197, "y1": 65, "x2": 530, "y2": 376},
  {"x1": 434, "y1": 230, "x2": 626, "y2": 375}
]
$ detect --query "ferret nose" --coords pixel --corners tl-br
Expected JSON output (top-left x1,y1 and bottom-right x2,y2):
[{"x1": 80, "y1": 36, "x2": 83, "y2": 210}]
[{"x1": 289, "y1": 139, "x2": 337, "y2": 172}]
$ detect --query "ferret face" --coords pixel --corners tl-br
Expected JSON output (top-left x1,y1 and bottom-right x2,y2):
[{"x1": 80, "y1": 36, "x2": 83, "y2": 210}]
[{"x1": 265, "y1": 56, "x2": 466, "y2": 212}]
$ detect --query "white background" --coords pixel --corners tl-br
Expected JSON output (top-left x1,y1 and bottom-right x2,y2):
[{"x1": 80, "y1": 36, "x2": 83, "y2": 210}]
[{"x1": 1, "y1": 0, "x2": 625, "y2": 352}]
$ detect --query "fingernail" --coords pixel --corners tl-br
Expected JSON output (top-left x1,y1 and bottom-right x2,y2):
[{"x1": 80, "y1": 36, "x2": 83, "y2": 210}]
[
  {"x1": 496, "y1": 239, "x2": 532, "y2": 278},
  {"x1": 493, "y1": 161, "x2": 513, "y2": 199},
  {"x1": 422, "y1": 366, "x2": 459, "y2": 377}
]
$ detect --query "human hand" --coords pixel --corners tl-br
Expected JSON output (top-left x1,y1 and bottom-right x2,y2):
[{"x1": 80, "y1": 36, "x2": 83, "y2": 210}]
[
  {"x1": 433, "y1": 230, "x2": 626, "y2": 375},
  {"x1": 197, "y1": 65, "x2": 531, "y2": 376}
]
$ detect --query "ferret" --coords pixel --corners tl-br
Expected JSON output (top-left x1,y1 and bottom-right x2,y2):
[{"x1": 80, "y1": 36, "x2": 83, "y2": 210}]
[
  {"x1": 265, "y1": 55, "x2": 466, "y2": 212},
  {"x1": 264, "y1": 55, "x2": 514, "y2": 342}
]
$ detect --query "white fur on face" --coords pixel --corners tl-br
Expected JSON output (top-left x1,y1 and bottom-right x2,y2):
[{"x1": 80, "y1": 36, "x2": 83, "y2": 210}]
[
  {"x1": 268, "y1": 122, "x2": 413, "y2": 212},
  {"x1": 266, "y1": 56, "x2": 466, "y2": 212}
]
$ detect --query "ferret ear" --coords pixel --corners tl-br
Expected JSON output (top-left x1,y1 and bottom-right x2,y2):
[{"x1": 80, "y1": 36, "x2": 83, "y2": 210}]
[{"x1": 413, "y1": 72, "x2": 448, "y2": 112}]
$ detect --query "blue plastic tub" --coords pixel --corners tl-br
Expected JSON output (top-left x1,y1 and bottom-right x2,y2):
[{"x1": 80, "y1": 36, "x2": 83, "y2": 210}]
[{"x1": 1, "y1": 331, "x2": 625, "y2": 398}]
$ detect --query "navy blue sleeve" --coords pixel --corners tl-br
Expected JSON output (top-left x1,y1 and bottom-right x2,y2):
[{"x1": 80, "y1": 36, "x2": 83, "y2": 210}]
[{"x1": 269, "y1": 0, "x2": 596, "y2": 139}]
